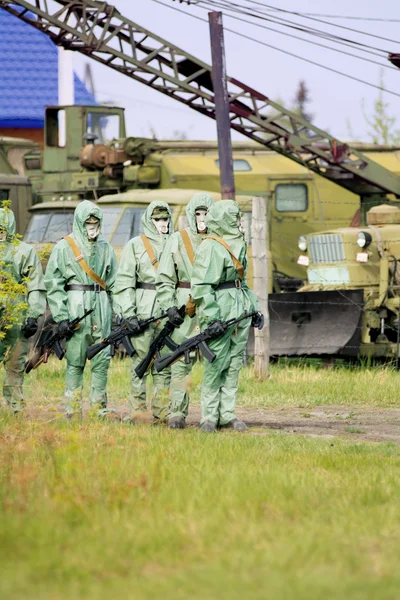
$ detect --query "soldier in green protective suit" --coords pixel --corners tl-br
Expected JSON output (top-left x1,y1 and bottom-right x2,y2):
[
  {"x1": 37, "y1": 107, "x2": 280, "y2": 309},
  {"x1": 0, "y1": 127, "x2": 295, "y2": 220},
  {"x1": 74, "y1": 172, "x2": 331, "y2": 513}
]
[
  {"x1": 113, "y1": 201, "x2": 174, "y2": 424},
  {"x1": 0, "y1": 208, "x2": 46, "y2": 413},
  {"x1": 191, "y1": 200, "x2": 264, "y2": 432},
  {"x1": 44, "y1": 201, "x2": 118, "y2": 418},
  {"x1": 156, "y1": 192, "x2": 215, "y2": 429}
]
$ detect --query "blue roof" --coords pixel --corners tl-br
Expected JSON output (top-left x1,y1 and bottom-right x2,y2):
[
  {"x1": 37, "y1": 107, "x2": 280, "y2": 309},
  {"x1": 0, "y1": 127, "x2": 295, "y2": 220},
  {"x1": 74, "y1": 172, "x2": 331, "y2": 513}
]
[{"x1": 0, "y1": 8, "x2": 96, "y2": 128}]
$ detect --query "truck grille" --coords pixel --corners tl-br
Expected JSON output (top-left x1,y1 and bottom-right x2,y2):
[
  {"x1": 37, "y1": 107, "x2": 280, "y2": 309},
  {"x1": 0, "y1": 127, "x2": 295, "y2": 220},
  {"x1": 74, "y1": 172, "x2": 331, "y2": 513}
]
[{"x1": 308, "y1": 234, "x2": 344, "y2": 264}]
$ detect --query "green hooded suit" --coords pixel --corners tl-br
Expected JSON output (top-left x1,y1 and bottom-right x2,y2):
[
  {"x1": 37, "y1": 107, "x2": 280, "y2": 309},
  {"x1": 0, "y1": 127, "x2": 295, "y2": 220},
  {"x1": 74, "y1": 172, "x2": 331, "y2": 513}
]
[
  {"x1": 113, "y1": 201, "x2": 173, "y2": 422},
  {"x1": 44, "y1": 201, "x2": 118, "y2": 416},
  {"x1": 0, "y1": 208, "x2": 46, "y2": 413},
  {"x1": 191, "y1": 200, "x2": 260, "y2": 426},
  {"x1": 156, "y1": 192, "x2": 215, "y2": 420}
]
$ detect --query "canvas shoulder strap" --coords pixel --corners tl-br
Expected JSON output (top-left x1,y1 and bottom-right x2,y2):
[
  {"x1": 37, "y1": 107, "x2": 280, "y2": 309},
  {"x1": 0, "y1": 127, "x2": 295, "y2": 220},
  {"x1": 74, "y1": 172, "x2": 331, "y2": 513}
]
[
  {"x1": 64, "y1": 235, "x2": 107, "y2": 291},
  {"x1": 141, "y1": 234, "x2": 159, "y2": 270},
  {"x1": 206, "y1": 235, "x2": 245, "y2": 280},
  {"x1": 180, "y1": 229, "x2": 195, "y2": 266}
]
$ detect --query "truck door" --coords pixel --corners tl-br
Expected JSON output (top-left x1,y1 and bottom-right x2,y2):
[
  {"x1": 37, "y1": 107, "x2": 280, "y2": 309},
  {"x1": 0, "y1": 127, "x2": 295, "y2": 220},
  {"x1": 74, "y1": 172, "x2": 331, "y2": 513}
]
[
  {"x1": 0, "y1": 176, "x2": 33, "y2": 235},
  {"x1": 268, "y1": 177, "x2": 313, "y2": 289}
]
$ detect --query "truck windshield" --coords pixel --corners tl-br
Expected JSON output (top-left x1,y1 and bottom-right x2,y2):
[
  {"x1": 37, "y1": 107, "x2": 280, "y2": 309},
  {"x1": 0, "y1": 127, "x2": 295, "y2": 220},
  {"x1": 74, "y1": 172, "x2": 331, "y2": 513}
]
[
  {"x1": 99, "y1": 207, "x2": 123, "y2": 241},
  {"x1": 86, "y1": 112, "x2": 121, "y2": 144},
  {"x1": 25, "y1": 206, "x2": 146, "y2": 245},
  {"x1": 25, "y1": 212, "x2": 74, "y2": 243},
  {"x1": 111, "y1": 207, "x2": 145, "y2": 245}
]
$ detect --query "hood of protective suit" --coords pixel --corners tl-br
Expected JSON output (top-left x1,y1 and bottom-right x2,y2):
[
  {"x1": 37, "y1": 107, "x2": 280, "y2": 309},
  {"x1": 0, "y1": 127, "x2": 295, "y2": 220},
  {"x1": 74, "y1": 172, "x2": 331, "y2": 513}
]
[
  {"x1": 0, "y1": 208, "x2": 16, "y2": 241},
  {"x1": 186, "y1": 192, "x2": 215, "y2": 235},
  {"x1": 206, "y1": 199, "x2": 242, "y2": 238},
  {"x1": 72, "y1": 200, "x2": 103, "y2": 247},
  {"x1": 141, "y1": 200, "x2": 173, "y2": 240}
]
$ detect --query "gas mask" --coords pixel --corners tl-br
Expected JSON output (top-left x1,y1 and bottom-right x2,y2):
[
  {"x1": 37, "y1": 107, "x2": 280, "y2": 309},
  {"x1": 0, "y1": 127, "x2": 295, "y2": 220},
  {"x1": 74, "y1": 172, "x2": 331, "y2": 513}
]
[
  {"x1": 0, "y1": 228, "x2": 7, "y2": 243},
  {"x1": 152, "y1": 217, "x2": 169, "y2": 235},
  {"x1": 195, "y1": 208, "x2": 208, "y2": 233},
  {"x1": 85, "y1": 217, "x2": 100, "y2": 241}
]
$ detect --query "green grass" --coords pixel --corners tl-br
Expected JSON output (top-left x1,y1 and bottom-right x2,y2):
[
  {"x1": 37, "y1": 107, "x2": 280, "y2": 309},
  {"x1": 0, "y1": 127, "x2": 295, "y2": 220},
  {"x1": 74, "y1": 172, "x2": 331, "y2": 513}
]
[
  {"x1": 1, "y1": 418, "x2": 400, "y2": 599},
  {"x1": 14, "y1": 357, "x2": 400, "y2": 412},
  {"x1": 1, "y1": 360, "x2": 400, "y2": 598}
]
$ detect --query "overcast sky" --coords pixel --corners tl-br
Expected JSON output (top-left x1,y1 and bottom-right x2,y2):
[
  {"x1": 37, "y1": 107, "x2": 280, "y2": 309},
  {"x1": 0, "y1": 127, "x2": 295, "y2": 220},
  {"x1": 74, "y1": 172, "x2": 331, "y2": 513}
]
[{"x1": 73, "y1": 0, "x2": 400, "y2": 143}]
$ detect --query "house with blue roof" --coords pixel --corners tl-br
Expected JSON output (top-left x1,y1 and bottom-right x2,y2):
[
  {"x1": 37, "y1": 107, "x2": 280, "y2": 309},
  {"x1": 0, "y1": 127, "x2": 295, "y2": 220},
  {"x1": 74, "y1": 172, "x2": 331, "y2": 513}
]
[{"x1": 0, "y1": 8, "x2": 95, "y2": 146}]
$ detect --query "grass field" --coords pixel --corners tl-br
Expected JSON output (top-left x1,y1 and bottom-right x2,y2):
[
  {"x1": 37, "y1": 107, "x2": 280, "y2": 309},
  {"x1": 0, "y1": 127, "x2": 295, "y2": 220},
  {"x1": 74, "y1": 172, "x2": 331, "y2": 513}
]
[
  {"x1": 1, "y1": 360, "x2": 400, "y2": 599},
  {"x1": 14, "y1": 357, "x2": 400, "y2": 411}
]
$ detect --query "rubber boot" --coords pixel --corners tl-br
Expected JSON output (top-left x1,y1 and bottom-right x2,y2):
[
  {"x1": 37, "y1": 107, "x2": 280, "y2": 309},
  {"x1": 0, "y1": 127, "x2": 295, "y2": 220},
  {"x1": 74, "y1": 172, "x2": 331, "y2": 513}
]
[
  {"x1": 220, "y1": 418, "x2": 248, "y2": 432},
  {"x1": 168, "y1": 416, "x2": 186, "y2": 429},
  {"x1": 200, "y1": 420, "x2": 217, "y2": 433}
]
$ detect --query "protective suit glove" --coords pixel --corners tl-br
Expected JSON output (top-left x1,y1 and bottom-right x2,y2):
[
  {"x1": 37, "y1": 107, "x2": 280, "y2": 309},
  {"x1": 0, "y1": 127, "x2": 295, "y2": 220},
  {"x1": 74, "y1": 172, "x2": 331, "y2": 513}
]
[
  {"x1": 167, "y1": 306, "x2": 185, "y2": 327},
  {"x1": 57, "y1": 319, "x2": 73, "y2": 338},
  {"x1": 21, "y1": 317, "x2": 38, "y2": 339},
  {"x1": 127, "y1": 316, "x2": 142, "y2": 335},
  {"x1": 207, "y1": 320, "x2": 226, "y2": 337},
  {"x1": 252, "y1": 312, "x2": 264, "y2": 330}
]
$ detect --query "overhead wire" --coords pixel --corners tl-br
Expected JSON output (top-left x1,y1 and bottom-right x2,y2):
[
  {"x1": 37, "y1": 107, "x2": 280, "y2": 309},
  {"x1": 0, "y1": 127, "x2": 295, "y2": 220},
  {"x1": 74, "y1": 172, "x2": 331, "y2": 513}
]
[
  {"x1": 241, "y1": 7, "x2": 400, "y2": 23},
  {"x1": 196, "y1": 0, "x2": 394, "y2": 56},
  {"x1": 192, "y1": 0, "x2": 398, "y2": 72},
  {"x1": 151, "y1": 0, "x2": 400, "y2": 99},
  {"x1": 274, "y1": 15, "x2": 400, "y2": 23},
  {"x1": 237, "y1": 0, "x2": 400, "y2": 46}
]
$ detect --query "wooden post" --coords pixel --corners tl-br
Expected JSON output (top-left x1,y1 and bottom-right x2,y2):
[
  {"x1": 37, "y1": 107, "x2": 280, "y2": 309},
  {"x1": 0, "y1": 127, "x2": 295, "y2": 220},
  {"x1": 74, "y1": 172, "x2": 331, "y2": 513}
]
[
  {"x1": 208, "y1": 11, "x2": 235, "y2": 199},
  {"x1": 251, "y1": 196, "x2": 269, "y2": 379}
]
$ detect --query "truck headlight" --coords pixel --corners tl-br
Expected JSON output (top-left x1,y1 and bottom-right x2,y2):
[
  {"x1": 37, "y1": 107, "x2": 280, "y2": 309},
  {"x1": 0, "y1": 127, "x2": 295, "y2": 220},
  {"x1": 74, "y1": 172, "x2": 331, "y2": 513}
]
[
  {"x1": 298, "y1": 235, "x2": 307, "y2": 251},
  {"x1": 357, "y1": 231, "x2": 372, "y2": 248}
]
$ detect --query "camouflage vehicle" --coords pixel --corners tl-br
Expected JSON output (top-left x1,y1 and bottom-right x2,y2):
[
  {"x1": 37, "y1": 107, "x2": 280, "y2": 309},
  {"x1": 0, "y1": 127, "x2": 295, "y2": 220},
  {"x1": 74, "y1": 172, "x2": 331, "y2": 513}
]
[
  {"x1": 24, "y1": 104, "x2": 394, "y2": 291},
  {"x1": 270, "y1": 204, "x2": 400, "y2": 359},
  {"x1": 0, "y1": 136, "x2": 38, "y2": 232},
  {"x1": 25, "y1": 188, "x2": 256, "y2": 265}
]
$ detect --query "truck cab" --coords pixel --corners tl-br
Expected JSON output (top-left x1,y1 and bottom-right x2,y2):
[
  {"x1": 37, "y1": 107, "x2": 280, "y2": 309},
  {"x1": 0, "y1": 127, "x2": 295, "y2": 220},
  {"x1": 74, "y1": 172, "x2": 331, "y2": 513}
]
[
  {"x1": 0, "y1": 136, "x2": 39, "y2": 232},
  {"x1": 269, "y1": 204, "x2": 400, "y2": 359}
]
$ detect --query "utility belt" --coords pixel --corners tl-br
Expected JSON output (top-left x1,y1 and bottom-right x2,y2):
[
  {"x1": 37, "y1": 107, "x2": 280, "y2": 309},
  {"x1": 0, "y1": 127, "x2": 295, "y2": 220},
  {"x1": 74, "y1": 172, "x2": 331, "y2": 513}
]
[
  {"x1": 65, "y1": 284, "x2": 107, "y2": 293},
  {"x1": 136, "y1": 282, "x2": 156, "y2": 291},
  {"x1": 216, "y1": 280, "x2": 242, "y2": 291},
  {"x1": 177, "y1": 281, "x2": 191, "y2": 289}
]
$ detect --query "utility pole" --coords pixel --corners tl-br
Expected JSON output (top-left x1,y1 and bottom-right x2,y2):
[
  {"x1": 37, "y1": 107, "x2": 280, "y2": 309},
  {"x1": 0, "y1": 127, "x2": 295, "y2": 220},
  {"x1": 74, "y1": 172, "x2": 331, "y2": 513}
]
[
  {"x1": 208, "y1": 11, "x2": 235, "y2": 199},
  {"x1": 251, "y1": 196, "x2": 270, "y2": 379},
  {"x1": 58, "y1": 46, "x2": 74, "y2": 146}
]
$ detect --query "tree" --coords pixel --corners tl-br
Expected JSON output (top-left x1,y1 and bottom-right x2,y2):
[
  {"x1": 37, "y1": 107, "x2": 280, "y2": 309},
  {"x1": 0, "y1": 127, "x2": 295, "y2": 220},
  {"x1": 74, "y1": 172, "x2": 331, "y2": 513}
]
[
  {"x1": 362, "y1": 71, "x2": 400, "y2": 145},
  {"x1": 0, "y1": 201, "x2": 29, "y2": 340},
  {"x1": 264, "y1": 81, "x2": 314, "y2": 127},
  {"x1": 293, "y1": 80, "x2": 313, "y2": 123}
]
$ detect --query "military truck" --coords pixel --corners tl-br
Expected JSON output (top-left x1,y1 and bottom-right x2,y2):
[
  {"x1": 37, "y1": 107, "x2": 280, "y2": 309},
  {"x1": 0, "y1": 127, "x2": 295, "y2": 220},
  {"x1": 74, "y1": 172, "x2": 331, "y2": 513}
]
[
  {"x1": 25, "y1": 187, "x2": 255, "y2": 261},
  {"x1": 25, "y1": 104, "x2": 400, "y2": 292},
  {"x1": 0, "y1": 136, "x2": 38, "y2": 232},
  {"x1": 269, "y1": 203, "x2": 400, "y2": 359}
]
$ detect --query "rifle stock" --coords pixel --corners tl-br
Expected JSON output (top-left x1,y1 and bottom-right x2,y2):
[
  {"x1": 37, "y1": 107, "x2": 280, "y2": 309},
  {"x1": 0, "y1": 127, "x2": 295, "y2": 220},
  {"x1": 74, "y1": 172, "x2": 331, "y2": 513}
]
[
  {"x1": 154, "y1": 347, "x2": 185, "y2": 372},
  {"x1": 135, "y1": 353, "x2": 155, "y2": 380},
  {"x1": 86, "y1": 341, "x2": 109, "y2": 360},
  {"x1": 134, "y1": 305, "x2": 186, "y2": 379},
  {"x1": 24, "y1": 308, "x2": 94, "y2": 374},
  {"x1": 154, "y1": 311, "x2": 258, "y2": 374}
]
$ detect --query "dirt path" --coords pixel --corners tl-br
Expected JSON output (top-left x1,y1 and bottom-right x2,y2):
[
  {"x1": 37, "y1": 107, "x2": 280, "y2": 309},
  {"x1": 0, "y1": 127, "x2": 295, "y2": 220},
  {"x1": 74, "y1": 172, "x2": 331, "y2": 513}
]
[
  {"x1": 23, "y1": 403, "x2": 400, "y2": 444},
  {"x1": 184, "y1": 406, "x2": 400, "y2": 444}
]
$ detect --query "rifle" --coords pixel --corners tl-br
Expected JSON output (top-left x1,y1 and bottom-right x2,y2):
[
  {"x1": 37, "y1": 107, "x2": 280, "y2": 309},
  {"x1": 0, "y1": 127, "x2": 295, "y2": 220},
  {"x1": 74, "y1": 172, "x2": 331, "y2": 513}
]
[
  {"x1": 134, "y1": 305, "x2": 186, "y2": 379},
  {"x1": 24, "y1": 308, "x2": 94, "y2": 373},
  {"x1": 86, "y1": 312, "x2": 169, "y2": 360},
  {"x1": 154, "y1": 311, "x2": 258, "y2": 373}
]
